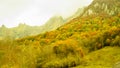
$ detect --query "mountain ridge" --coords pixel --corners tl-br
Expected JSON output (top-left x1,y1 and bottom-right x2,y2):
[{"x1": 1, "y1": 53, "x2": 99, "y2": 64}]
[
  {"x1": 80, "y1": 0, "x2": 120, "y2": 16},
  {"x1": 0, "y1": 15, "x2": 65, "y2": 39}
]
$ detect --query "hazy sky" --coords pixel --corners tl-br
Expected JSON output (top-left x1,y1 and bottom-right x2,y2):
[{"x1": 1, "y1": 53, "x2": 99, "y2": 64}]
[{"x1": 0, "y1": 0, "x2": 93, "y2": 27}]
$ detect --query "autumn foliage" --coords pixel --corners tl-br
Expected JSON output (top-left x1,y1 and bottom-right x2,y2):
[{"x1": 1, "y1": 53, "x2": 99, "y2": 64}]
[{"x1": 0, "y1": 13, "x2": 120, "y2": 68}]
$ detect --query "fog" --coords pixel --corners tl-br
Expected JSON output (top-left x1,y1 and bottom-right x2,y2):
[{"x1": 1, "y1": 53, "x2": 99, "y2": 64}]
[{"x1": 0, "y1": 0, "x2": 93, "y2": 27}]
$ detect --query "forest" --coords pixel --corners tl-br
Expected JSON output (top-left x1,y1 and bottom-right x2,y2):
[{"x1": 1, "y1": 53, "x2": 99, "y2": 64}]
[{"x1": 0, "y1": 13, "x2": 120, "y2": 68}]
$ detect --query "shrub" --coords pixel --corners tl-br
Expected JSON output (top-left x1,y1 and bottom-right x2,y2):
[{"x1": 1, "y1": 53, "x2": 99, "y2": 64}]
[
  {"x1": 111, "y1": 36, "x2": 120, "y2": 46},
  {"x1": 53, "y1": 39, "x2": 80, "y2": 58}
]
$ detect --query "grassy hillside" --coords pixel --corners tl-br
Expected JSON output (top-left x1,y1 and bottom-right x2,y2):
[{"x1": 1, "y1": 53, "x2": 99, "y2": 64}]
[{"x1": 76, "y1": 46, "x2": 120, "y2": 68}]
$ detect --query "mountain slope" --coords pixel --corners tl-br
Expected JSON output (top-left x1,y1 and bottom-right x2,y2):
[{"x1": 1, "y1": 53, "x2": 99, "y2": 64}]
[
  {"x1": 1, "y1": 0, "x2": 120, "y2": 39},
  {"x1": 0, "y1": 16, "x2": 64, "y2": 39},
  {"x1": 65, "y1": 8, "x2": 84, "y2": 22},
  {"x1": 41, "y1": 16, "x2": 64, "y2": 33},
  {"x1": 0, "y1": 0, "x2": 120, "y2": 68},
  {"x1": 0, "y1": 23, "x2": 42, "y2": 39},
  {"x1": 16, "y1": 13, "x2": 120, "y2": 68},
  {"x1": 14, "y1": 0, "x2": 120, "y2": 67},
  {"x1": 81, "y1": 0, "x2": 120, "y2": 16}
]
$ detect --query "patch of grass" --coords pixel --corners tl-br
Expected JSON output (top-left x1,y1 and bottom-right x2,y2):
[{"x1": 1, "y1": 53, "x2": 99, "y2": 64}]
[{"x1": 76, "y1": 46, "x2": 120, "y2": 68}]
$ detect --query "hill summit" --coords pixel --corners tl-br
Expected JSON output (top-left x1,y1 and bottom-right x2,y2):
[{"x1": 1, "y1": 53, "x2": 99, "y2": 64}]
[{"x1": 81, "y1": 0, "x2": 120, "y2": 16}]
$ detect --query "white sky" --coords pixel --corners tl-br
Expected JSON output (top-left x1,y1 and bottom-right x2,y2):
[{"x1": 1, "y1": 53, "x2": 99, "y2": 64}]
[{"x1": 0, "y1": 0, "x2": 93, "y2": 27}]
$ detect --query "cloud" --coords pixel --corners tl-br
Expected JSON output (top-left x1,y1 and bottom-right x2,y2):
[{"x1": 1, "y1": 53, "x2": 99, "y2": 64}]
[{"x1": 0, "y1": 0, "x2": 93, "y2": 27}]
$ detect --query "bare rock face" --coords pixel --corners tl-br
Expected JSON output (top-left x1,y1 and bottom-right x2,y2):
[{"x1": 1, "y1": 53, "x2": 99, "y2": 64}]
[{"x1": 81, "y1": 0, "x2": 120, "y2": 16}]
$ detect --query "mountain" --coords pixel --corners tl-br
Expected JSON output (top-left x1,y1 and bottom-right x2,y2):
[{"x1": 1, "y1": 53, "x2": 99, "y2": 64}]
[
  {"x1": 40, "y1": 16, "x2": 64, "y2": 33},
  {"x1": 66, "y1": 8, "x2": 84, "y2": 22},
  {"x1": 81, "y1": 0, "x2": 120, "y2": 16},
  {"x1": 15, "y1": 0, "x2": 120, "y2": 67},
  {"x1": 16, "y1": 13, "x2": 120, "y2": 68},
  {"x1": 1, "y1": 0, "x2": 120, "y2": 39},
  {"x1": 0, "y1": 16, "x2": 64, "y2": 39},
  {"x1": 0, "y1": 23, "x2": 42, "y2": 39},
  {"x1": 0, "y1": 0, "x2": 120, "y2": 68}
]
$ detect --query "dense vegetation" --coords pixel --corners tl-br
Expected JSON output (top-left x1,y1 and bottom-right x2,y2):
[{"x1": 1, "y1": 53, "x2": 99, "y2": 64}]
[{"x1": 0, "y1": 13, "x2": 120, "y2": 68}]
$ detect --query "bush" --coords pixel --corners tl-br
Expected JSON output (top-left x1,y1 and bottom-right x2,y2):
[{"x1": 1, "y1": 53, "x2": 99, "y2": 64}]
[
  {"x1": 37, "y1": 39, "x2": 83, "y2": 68},
  {"x1": 53, "y1": 39, "x2": 81, "y2": 58},
  {"x1": 111, "y1": 36, "x2": 120, "y2": 46}
]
